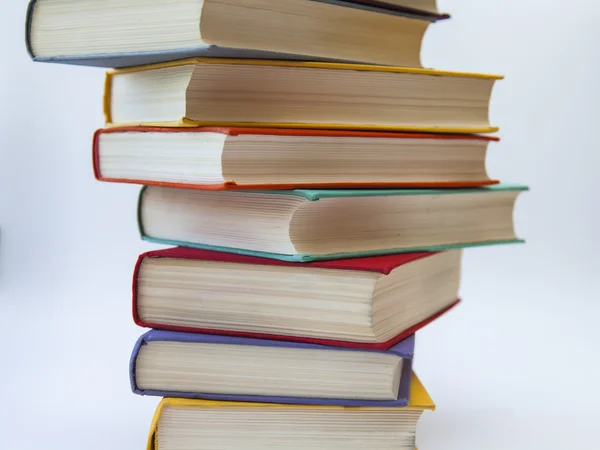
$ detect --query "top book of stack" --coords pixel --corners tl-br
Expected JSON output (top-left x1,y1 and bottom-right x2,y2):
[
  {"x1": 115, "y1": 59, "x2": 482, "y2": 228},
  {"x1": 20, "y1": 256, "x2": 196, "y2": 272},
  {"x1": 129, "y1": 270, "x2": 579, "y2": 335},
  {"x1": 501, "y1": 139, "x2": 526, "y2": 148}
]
[{"x1": 26, "y1": 0, "x2": 449, "y2": 68}]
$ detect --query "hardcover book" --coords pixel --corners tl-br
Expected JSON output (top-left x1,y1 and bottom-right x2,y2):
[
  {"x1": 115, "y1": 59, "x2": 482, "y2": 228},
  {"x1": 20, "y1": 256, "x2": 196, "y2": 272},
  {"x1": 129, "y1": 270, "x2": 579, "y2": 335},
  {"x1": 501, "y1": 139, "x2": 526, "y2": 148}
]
[
  {"x1": 26, "y1": 0, "x2": 448, "y2": 68},
  {"x1": 146, "y1": 372, "x2": 434, "y2": 450},
  {"x1": 137, "y1": 185, "x2": 528, "y2": 262},
  {"x1": 104, "y1": 58, "x2": 502, "y2": 134},
  {"x1": 131, "y1": 330, "x2": 415, "y2": 406},
  {"x1": 94, "y1": 127, "x2": 499, "y2": 190},
  {"x1": 133, "y1": 247, "x2": 461, "y2": 349}
]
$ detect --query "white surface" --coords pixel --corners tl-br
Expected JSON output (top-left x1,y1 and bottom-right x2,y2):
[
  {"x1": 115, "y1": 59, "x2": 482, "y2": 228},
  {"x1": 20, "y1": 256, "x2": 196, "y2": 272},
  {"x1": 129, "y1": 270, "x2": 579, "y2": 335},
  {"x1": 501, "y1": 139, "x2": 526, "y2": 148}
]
[{"x1": 0, "y1": 0, "x2": 599, "y2": 449}]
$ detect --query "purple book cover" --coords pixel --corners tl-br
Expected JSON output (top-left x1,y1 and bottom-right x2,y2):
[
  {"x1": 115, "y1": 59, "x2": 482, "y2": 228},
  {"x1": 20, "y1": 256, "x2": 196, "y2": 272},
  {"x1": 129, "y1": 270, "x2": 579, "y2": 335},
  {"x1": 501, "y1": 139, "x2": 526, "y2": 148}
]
[{"x1": 130, "y1": 330, "x2": 415, "y2": 407}]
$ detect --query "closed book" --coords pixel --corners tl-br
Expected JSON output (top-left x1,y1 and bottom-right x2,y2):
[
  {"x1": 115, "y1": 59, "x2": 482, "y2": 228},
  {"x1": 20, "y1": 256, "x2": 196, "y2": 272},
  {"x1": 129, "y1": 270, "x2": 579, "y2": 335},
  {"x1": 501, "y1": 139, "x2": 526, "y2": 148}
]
[
  {"x1": 131, "y1": 330, "x2": 415, "y2": 406},
  {"x1": 104, "y1": 59, "x2": 502, "y2": 134},
  {"x1": 146, "y1": 372, "x2": 434, "y2": 450},
  {"x1": 133, "y1": 247, "x2": 461, "y2": 349},
  {"x1": 26, "y1": 0, "x2": 447, "y2": 69},
  {"x1": 137, "y1": 185, "x2": 528, "y2": 262},
  {"x1": 94, "y1": 127, "x2": 499, "y2": 190}
]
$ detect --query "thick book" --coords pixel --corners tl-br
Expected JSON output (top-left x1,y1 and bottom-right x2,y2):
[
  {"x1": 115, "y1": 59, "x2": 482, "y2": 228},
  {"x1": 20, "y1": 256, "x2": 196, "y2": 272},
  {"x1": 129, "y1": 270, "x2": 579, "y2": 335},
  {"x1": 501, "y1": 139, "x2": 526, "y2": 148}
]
[
  {"x1": 137, "y1": 185, "x2": 528, "y2": 262},
  {"x1": 26, "y1": 0, "x2": 448, "y2": 69},
  {"x1": 146, "y1": 372, "x2": 434, "y2": 450},
  {"x1": 104, "y1": 59, "x2": 502, "y2": 134},
  {"x1": 133, "y1": 247, "x2": 461, "y2": 349},
  {"x1": 130, "y1": 330, "x2": 415, "y2": 406},
  {"x1": 94, "y1": 127, "x2": 499, "y2": 190}
]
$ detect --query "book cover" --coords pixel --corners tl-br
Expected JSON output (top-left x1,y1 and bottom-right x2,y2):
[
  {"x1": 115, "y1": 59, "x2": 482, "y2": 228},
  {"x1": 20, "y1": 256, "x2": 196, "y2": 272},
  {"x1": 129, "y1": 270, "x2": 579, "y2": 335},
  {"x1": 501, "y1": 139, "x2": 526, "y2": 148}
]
[
  {"x1": 134, "y1": 246, "x2": 440, "y2": 275},
  {"x1": 336, "y1": 0, "x2": 449, "y2": 19},
  {"x1": 130, "y1": 330, "x2": 415, "y2": 406},
  {"x1": 93, "y1": 126, "x2": 499, "y2": 189}
]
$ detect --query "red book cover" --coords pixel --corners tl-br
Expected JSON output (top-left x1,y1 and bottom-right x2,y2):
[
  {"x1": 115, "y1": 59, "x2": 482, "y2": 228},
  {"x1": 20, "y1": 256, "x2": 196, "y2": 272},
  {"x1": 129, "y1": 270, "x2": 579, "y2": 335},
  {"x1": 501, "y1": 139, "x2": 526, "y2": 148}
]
[
  {"x1": 132, "y1": 247, "x2": 460, "y2": 350},
  {"x1": 94, "y1": 126, "x2": 499, "y2": 190}
]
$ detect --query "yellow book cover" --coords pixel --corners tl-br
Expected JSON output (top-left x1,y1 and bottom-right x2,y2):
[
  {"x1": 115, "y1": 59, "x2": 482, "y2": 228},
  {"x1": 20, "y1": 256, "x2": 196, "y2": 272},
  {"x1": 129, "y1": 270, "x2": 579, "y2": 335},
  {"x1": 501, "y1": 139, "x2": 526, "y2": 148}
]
[
  {"x1": 105, "y1": 58, "x2": 502, "y2": 134},
  {"x1": 146, "y1": 372, "x2": 435, "y2": 450}
]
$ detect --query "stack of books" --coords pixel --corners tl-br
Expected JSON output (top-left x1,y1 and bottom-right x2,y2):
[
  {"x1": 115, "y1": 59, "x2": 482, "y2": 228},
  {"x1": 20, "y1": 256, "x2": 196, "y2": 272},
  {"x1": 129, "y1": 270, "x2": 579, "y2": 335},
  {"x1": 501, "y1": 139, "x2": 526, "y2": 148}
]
[{"x1": 27, "y1": 0, "x2": 527, "y2": 448}]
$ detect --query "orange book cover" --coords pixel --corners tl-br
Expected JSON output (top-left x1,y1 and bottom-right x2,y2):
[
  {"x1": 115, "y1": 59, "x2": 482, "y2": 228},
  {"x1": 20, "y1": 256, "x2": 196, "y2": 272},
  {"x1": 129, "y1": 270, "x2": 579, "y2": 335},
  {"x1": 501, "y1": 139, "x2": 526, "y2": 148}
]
[{"x1": 93, "y1": 126, "x2": 500, "y2": 190}]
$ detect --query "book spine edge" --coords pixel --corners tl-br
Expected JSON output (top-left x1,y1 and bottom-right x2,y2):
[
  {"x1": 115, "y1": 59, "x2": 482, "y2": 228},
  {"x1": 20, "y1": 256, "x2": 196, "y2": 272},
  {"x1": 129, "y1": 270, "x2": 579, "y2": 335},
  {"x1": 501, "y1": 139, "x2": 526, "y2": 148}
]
[
  {"x1": 92, "y1": 129, "x2": 103, "y2": 180},
  {"x1": 132, "y1": 252, "x2": 147, "y2": 328},
  {"x1": 147, "y1": 400, "x2": 166, "y2": 450},
  {"x1": 137, "y1": 186, "x2": 148, "y2": 240},
  {"x1": 25, "y1": 0, "x2": 38, "y2": 58},
  {"x1": 129, "y1": 332, "x2": 150, "y2": 395},
  {"x1": 103, "y1": 72, "x2": 113, "y2": 123}
]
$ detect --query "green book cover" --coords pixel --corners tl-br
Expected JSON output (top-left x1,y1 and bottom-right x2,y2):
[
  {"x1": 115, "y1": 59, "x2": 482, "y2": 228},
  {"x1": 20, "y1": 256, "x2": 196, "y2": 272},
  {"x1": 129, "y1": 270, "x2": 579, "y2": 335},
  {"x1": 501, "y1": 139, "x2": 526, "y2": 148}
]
[{"x1": 138, "y1": 185, "x2": 528, "y2": 262}]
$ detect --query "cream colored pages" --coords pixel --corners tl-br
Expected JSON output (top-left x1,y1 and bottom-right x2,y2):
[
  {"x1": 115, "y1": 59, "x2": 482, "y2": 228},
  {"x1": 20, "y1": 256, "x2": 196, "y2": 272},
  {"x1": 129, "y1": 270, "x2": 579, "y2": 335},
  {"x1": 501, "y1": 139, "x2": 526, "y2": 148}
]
[
  {"x1": 289, "y1": 191, "x2": 519, "y2": 255},
  {"x1": 157, "y1": 406, "x2": 421, "y2": 450},
  {"x1": 31, "y1": 0, "x2": 204, "y2": 56},
  {"x1": 185, "y1": 63, "x2": 495, "y2": 128},
  {"x1": 137, "y1": 258, "x2": 379, "y2": 341},
  {"x1": 223, "y1": 135, "x2": 490, "y2": 184},
  {"x1": 200, "y1": 0, "x2": 427, "y2": 66},
  {"x1": 136, "y1": 250, "x2": 460, "y2": 342},
  {"x1": 136, "y1": 341, "x2": 403, "y2": 399}
]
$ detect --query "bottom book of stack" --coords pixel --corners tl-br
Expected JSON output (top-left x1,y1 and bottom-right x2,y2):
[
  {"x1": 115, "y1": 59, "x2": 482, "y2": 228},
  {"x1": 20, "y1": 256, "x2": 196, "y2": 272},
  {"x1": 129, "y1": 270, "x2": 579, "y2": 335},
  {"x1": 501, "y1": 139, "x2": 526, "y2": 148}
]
[{"x1": 145, "y1": 372, "x2": 434, "y2": 450}]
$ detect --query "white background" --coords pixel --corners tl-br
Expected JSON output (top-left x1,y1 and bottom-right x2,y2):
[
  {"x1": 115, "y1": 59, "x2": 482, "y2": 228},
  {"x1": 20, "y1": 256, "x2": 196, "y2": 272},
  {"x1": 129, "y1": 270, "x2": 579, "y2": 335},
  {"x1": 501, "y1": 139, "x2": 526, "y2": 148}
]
[{"x1": 1, "y1": 0, "x2": 599, "y2": 449}]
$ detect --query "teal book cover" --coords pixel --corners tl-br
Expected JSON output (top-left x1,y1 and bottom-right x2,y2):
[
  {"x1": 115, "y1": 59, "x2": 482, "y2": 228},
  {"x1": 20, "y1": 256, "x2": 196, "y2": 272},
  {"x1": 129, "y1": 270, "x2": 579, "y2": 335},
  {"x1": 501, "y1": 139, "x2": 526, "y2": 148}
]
[{"x1": 138, "y1": 185, "x2": 528, "y2": 262}]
